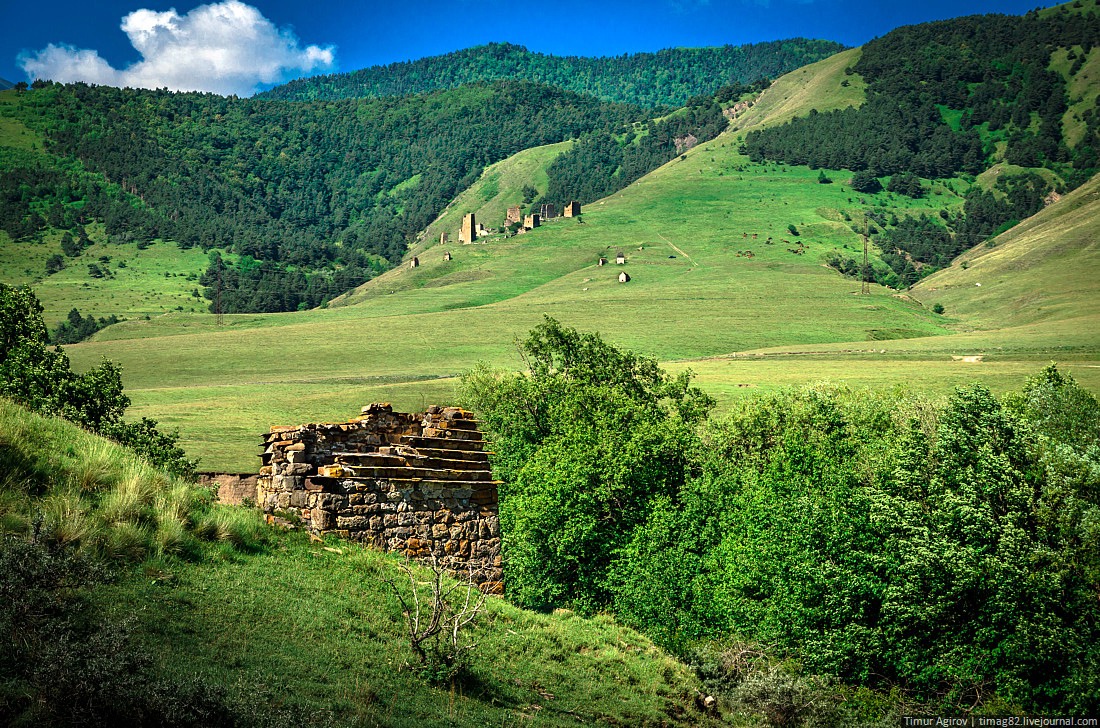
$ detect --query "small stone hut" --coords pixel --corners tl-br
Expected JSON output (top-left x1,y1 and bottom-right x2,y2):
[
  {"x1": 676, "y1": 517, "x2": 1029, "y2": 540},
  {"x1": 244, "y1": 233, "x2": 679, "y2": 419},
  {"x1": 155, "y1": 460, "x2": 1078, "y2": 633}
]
[
  {"x1": 597, "y1": 257, "x2": 607, "y2": 266},
  {"x1": 443, "y1": 251, "x2": 452, "y2": 261},
  {"x1": 410, "y1": 256, "x2": 419, "y2": 268},
  {"x1": 618, "y1": 271, "x2": 630, "y2": 283},
  {"x1": 615, "y1": 251, "x2": 626, "y2": 265}
]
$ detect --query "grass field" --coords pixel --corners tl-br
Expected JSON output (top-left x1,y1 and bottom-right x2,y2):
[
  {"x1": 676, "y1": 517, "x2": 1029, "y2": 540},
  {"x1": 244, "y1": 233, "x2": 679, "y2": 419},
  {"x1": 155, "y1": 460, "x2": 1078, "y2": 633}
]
[
  {"x1": 6, "y1": 48, "x2": 1093, "y2": 472},
  {"x1": 92, "y1": 533, "x2": 717, "y2": 727}
]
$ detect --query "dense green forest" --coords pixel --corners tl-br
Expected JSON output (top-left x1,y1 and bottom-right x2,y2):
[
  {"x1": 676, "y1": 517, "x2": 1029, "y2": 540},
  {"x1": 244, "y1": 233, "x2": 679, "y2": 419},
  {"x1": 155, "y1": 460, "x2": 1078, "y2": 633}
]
[
  {"x1": 541, "y1": 94, "x2": 736, "y2": 206},
  {"x1": 463, "y1": 319, "x2": 1100, "y2": 717},
  {"x1": 745, "y1": 6, "x2": 1100, "y2": 283},
  {"x1": 3, "y1": 81, "x2": 646, "y2": 311},
  {"x1": 258, "y1": 40, "x2": 845, "y2": 107}
]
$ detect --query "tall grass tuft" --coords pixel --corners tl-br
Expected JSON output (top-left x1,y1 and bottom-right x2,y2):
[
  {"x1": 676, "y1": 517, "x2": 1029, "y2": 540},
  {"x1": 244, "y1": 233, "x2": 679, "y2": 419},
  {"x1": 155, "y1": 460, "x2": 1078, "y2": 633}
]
[
  {"x1": 98, "y1": 521, "x2": 154, "y2": 562},
  {"x1": 68, "y1": 439, "x2": 120, "y2": 494},
  {"x1": 42, "y1": 490, "x2": 95, "y2": 548},
  {"x1": 194, "y1": 506, "x2": 265, "y2": 550},
  {"x1": 2, "y1": 397, "x2": 267, "y2": 564}
]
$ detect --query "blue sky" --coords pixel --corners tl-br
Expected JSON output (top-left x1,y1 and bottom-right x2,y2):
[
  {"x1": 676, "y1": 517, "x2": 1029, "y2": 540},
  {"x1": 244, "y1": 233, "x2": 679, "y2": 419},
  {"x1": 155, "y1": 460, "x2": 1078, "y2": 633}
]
[{"x1": 3, "y1": 0, "x2": 1050, "y2": 96}]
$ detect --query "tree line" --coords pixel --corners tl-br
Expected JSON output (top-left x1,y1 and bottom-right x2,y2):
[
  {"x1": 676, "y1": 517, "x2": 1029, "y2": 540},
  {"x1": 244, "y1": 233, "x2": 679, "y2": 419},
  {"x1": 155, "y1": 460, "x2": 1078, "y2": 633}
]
[
  {"x1": 541, "y1": 97, "x2": 731, "y2": 206},
  {"x1": 7, "y1": 80, "x2": 646, "y2": 312},
  {"x1": 258, "y1": 40, "x2": 845, "y2": 108}
]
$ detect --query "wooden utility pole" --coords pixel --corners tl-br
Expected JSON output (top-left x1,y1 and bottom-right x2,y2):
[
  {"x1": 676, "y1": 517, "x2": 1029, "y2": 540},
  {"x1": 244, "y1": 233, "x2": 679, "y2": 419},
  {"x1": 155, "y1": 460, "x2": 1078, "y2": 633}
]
[
  {"x1": 861, "y1": 227, "x2": 870, "y2": 296},
  {"x1": 214, "y1": 266, "x2": 224, "y2": 327}
]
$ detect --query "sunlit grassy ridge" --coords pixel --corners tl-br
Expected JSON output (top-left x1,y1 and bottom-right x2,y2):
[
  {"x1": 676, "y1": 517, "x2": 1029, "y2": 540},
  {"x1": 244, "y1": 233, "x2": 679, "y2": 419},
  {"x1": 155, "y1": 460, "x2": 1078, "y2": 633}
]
[
  {"x1": 0, "y1": 397, "x2": 263, "y2": 557},
  {"x1": 912, "y1": 172, "x2": 1100, "y2": 330}
]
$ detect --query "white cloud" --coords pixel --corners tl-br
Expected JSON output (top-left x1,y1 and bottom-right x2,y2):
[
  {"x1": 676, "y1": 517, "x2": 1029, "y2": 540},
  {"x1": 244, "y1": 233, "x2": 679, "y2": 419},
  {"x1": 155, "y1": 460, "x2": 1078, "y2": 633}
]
[{"x1": 18, "y1": 1, "x2": 334, "y2": 96}]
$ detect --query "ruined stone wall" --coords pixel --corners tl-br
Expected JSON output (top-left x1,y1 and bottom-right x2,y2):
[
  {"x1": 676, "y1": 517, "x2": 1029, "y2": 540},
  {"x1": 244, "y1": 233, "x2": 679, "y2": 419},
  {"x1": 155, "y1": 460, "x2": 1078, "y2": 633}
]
[
  {"x1": 198, "y1": 473, "x2": 259, "y2": 505},
  {"x1": 257, "y1": 404, "x2": 502, "y2": 590}
]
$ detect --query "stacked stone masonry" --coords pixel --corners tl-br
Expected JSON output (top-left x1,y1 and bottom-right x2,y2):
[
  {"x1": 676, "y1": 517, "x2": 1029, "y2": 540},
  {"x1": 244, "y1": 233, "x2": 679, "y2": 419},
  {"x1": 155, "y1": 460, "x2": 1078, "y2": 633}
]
[{"x1": 258, "y1": 403, "x2": 502, "y2": 591}]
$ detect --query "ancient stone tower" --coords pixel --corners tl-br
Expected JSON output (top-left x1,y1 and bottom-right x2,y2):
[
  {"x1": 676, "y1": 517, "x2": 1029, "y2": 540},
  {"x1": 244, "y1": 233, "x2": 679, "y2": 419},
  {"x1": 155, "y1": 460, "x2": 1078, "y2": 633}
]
[
  {"x1": 523, "y1": 213, "x2": 540, "y2": 229},
  {"x1": 540, "y1": 202, "x2": 557, "y2": 219},
  {"x1": 505, "y1": 205, "x2": 522, "y2": 226},
  {"x1": 563, "y1": 200, "x2": 581, "y2": 217},
  {"x1": 460, "y1": 213, "x2": 476, "y2": 244},
  {"x1": 257, "y1": 404, "x2": 502, "y2": 590}
]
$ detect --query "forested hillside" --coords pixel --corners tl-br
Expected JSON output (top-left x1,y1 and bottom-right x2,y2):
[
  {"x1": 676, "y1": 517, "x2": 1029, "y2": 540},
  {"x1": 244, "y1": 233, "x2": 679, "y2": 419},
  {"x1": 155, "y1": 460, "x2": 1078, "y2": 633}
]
[
  {"x1": 2, "y1": 81, "x2": 645, "y2": 312},
  {"x1": 743, "y1": 3, "x2": 1100, "y2": 284},
  {"x1": 540, "y1": 85, "x2": 752, "y2": 206},
  {"x1": 258, "y1": 40, "x2": 845, "y2": 107}
]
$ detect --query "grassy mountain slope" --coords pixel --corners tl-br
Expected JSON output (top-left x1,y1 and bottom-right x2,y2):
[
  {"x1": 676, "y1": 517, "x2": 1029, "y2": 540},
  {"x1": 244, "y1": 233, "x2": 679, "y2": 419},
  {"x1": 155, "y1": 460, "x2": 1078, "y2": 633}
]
[
  {"x1": 911, "y1": 172, "x2": 1100, "y2": 329},
  {"x1": 0, "y1": 398, "x2": 716, "y2": 726},
  {"x1": 259, "y1": 39, "x2": 846, "y2": 107},
  {"x1": 729, "y1": 48, "x2": 866, "y2": 132},
  {"x1": 413, "y1": 141, "x2": 571, "y2": 258},
  {"x1": 54, "y1": 12, "x2": 1100, "y2": 471},
  {"x1": 0, "y1": 82, "x2": 645, "y2": 316}
]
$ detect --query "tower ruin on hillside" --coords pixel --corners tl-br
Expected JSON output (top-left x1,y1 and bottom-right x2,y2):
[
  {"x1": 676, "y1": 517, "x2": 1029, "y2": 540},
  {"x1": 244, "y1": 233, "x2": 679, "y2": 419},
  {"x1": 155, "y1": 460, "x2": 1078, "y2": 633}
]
[
  {"x1": 523, "y1": 213, "x2": 540, "y2": 230},
  {"x1": 505, "y1": 205, "x2": 522, "y2": 226},
  {"x1": 563, "y1": 200, "x2": 581, "y2": 217},
  {"x1": 460, "y1": 213, "x2": 476, "y2": 244},
  {"x1": 540, "y1": 202, "x2": 557, "y2": 219}
]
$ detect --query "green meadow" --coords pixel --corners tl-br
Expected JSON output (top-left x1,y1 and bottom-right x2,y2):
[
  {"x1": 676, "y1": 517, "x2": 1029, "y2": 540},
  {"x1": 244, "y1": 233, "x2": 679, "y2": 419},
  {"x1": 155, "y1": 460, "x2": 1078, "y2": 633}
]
[{"x1": 0, "y1": 49, "x2": 1089, "y2": 472}]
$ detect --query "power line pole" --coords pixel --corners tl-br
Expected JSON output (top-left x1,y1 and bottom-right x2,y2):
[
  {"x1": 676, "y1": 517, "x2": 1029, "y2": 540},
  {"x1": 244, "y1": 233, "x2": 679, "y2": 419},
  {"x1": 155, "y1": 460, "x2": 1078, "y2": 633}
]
[
  {"x1": 862, "y1": 226, "x2": 870, "y2": 296},
  {"x1": 214, "y1": 265, "x2": 224, "y2": 327}
]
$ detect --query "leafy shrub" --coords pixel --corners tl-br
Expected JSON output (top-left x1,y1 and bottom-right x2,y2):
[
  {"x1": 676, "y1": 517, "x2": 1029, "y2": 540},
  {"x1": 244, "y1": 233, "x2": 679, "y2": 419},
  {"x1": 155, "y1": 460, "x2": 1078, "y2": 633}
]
[
  {"x1": 0, "y1": 284, "x2": 196, "y2": 478},
  {"x1": 616, "y1": 378, "x2": 1100, "y2": 713},
  {"x1": 460, "y1": 316, "x2": 712, "y2": 613}
]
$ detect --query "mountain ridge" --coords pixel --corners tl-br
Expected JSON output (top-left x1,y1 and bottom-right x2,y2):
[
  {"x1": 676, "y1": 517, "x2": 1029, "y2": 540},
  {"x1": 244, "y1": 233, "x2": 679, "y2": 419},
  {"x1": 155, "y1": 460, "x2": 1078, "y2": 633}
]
[{"x1": 257, "y1": 39, "x2": 847, "y2": 107}]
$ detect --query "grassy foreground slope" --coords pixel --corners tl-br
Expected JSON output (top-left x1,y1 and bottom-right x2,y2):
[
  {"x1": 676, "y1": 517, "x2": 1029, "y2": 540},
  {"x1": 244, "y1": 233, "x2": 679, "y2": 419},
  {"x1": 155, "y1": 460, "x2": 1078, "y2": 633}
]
[
  {"x1": 66, "y1": 47, "x2": 1099, "y2": 471},
  {"x1": 97, "y1": 537, "x2": 716, "y2": 727},
  {"x1": 0, "y1": 398, "x2": 716, "y2": 727}
]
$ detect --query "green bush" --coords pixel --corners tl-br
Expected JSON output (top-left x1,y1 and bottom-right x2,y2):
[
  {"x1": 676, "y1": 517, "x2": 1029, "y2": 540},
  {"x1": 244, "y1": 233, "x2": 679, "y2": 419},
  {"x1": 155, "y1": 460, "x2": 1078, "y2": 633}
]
[
  {"x1": 616, "y1": 378, "x2": 1100, "y2": 713},
  {"x1": 460, "y1": 316, "x2": 712, "y2": 613},
  {"x1": 0, "y1": 284, "x2": 195, "y2": 478}
]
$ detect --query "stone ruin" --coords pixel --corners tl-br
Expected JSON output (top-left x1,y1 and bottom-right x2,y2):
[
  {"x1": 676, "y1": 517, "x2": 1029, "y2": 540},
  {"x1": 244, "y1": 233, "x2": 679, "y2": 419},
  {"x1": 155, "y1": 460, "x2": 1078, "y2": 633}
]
[
  {"x1": 460, "y1": 213, "x2": 476, "y2": 244},
  {"x1": 674, "y1": 134, "x2": 699, "y2": 154},
  {"x1": 505, "y1": 205, "x2": 522, "y2": 226},
  {"x1": 257, "y1": 403, "x2": 502, "y2": 591},
  {"x1": 523, "y1": 213, "x2": 540, "y2": 229},
  {"x1": 540, "y1": 202, "x2": 557, "y2": 219},
  {"x1": 563, "y1": 200, "x2": 581, "y2": 218}
]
